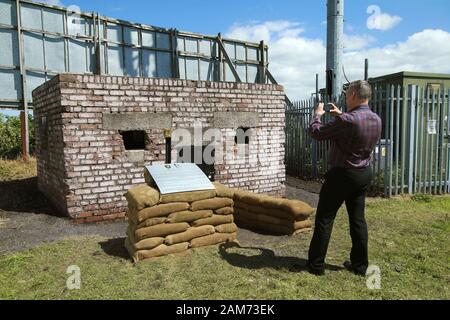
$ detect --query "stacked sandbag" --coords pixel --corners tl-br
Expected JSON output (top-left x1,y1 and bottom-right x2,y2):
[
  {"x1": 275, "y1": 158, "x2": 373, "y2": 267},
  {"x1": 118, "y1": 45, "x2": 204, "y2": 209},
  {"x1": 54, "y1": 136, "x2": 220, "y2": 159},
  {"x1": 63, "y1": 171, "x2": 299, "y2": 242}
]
[
  {"x1": 233, "y1": 189, "x2": 314, "y2": 235},
  {"x1": 123, "y1": 182, "x2": 236, "y2": 262}
]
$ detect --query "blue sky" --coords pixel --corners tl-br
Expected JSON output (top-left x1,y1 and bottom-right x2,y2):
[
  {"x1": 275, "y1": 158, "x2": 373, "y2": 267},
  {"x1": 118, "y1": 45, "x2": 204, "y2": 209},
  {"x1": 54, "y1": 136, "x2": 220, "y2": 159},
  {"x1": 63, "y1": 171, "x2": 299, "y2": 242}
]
[
  {"x1": 2, "y1": 0, "x2": 450, "y2": 116},
  {"x1": 61, "y1": 0, "x2": 450, "y2": 46},
  {"x1": 54, "y1": 0, "x2": 450, "y2": 98}
]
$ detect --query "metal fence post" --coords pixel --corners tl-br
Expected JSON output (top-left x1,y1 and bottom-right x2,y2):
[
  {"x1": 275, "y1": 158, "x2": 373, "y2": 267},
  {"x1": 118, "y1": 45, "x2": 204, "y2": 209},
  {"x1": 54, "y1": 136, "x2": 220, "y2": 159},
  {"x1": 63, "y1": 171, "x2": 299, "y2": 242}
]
[
  {"x1": 407, "y1": 85, "x2": 417, "y2": 194},
  {"x1": 311, "y1": 74, "x2": 318, "y2": 178},
  {"x1": 387, "y1": 85, "x2": 394, "y2": 197},
  {"x1": 438, "y1": 86, "x2": 446, "y2": 194},
  {"x1": 384, "y1": 85, "x2": 389, "y2": 196},
  {"x1": 447, "y1": 89, "x2": 450, "y2": 193},
  {"x1": 259, "y1": 40, "x2": 266, "y2": 84}
]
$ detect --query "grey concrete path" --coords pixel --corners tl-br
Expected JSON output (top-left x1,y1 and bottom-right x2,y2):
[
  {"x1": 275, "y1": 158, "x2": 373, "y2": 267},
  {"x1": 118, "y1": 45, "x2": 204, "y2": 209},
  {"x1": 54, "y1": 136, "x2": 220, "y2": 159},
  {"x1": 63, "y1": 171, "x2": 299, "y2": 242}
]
[{"x1": 0, "y1": 176, "x2": 319, "y2": 255}]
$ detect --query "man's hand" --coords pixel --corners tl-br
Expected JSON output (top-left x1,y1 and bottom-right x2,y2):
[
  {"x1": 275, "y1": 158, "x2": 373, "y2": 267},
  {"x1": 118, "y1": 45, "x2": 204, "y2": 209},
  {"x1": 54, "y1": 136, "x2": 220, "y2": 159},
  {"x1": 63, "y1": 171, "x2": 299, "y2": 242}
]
[
  {"x1": 328, "y1": 103, "x2": 343, "y2": 117},
  {"x1": 314, "y1": 103, "x2": 325, "y2": 117}
]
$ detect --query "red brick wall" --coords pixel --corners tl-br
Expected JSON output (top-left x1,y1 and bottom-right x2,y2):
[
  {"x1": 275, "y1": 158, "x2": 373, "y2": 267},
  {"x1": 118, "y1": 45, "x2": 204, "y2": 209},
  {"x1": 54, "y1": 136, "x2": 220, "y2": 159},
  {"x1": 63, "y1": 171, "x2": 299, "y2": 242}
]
[{"x1": 32, "y1": 74, "x2": 286, "y2": 222}]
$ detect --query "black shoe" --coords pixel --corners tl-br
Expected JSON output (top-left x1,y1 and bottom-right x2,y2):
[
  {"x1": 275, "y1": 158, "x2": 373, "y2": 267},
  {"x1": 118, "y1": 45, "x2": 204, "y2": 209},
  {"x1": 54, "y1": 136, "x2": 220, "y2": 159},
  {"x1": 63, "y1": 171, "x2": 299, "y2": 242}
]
[
  {"x1": 343, "y1": 261, "x2": 366, "y2": 277},
  {"x1": 307, "y1": 262, "x2": 325, "y2": 276}
]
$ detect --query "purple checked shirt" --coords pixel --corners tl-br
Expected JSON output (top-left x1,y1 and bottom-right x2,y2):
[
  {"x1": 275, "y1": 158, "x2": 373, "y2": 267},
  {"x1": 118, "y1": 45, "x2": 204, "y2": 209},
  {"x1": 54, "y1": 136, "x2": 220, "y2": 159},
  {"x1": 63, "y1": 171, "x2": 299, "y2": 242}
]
[{"x1": 309, "y1": 105, "x2": 382, "y2": 169}]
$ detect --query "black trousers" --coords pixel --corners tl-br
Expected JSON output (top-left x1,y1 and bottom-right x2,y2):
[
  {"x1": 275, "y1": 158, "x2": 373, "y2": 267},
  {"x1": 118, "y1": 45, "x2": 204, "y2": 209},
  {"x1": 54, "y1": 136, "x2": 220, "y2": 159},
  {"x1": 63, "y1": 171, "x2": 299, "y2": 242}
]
[{"x1": 308, "y1": 166, "x2": 373, "y2": 274}]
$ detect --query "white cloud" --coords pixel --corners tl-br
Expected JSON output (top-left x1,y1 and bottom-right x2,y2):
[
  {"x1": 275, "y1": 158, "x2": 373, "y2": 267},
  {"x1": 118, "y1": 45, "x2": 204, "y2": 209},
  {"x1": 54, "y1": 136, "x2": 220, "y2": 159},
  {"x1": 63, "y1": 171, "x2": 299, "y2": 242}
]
[
  {"x1": 226, "y1": 21, "x2": 303, "y2": 43},
  {"x1": 226, "y1": 21, "x2": 450, "y2": 100},
  {"x1": 367, "y1": 5, "x2": 402, "y2": 31},
  {"x1": 226, "y1": 21, "x2": 325, "y2": 101},
  {"x1": 40, "y1": 0, "x2": 64, "y2": 6},
  {"x1": 343, "y1": 34, "x2": 376, "y2": 51},
  {"x1": 344, "y1": 29, "x2": 450, "y2": 80}
]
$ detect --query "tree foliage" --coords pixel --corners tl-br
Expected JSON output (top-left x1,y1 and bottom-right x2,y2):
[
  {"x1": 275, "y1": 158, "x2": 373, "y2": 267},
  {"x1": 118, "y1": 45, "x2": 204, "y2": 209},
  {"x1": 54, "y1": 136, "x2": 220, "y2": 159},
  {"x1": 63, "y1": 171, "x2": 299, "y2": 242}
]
[{"x1": 0, "y1": 113, "x2": 35, "y2": 159}]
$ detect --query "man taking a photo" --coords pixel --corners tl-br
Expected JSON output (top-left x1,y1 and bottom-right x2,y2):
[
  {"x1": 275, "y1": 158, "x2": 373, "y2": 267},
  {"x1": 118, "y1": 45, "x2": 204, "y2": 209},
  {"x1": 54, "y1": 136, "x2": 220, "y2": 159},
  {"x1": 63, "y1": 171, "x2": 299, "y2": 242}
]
[{"x1": 307, "y1": 80, "x2": 382, "y2": 276}]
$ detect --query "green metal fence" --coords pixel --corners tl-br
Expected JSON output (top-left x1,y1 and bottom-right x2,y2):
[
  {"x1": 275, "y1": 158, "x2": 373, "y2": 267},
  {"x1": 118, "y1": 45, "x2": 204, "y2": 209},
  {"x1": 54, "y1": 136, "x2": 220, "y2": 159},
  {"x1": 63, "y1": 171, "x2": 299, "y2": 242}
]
[
  {"x1": 285, "y1": 84, "x2": 450, "y2": 196},
  {"x1": 285, "y1": 99, "x2": 331, "y2": 179}
]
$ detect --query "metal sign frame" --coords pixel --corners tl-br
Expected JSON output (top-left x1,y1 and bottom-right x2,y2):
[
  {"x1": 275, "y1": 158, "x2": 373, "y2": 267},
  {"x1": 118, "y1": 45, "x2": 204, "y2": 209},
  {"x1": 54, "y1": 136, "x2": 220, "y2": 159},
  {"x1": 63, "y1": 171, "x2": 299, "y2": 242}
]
[{"x1": 146, "y1": 163, "x2": 215, "y2": 194}]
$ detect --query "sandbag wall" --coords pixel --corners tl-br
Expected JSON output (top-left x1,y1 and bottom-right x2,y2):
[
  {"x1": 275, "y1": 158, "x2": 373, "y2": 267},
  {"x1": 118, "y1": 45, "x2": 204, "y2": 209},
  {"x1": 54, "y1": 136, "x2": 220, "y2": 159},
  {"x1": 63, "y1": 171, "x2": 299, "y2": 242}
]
[
  {"x1": 124, "y1": 182, "x2": 236, "y2": 262},
  {"x1": 233, "y1": 190, "x2": 314, "y2": 235}
]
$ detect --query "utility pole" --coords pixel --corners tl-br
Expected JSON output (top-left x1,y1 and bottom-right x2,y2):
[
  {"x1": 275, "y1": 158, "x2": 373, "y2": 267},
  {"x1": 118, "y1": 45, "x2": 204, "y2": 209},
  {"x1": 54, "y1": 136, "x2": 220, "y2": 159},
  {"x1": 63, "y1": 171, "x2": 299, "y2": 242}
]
[
  {"x1": 326, "y1": 0, "x2": 344, "y2": 102},
  {"x1": 16, "y1": 0, "x2": 29, "y2": 161},
  {"x1": 364, "y1": 58, "x2": 369, "y2": 80}
]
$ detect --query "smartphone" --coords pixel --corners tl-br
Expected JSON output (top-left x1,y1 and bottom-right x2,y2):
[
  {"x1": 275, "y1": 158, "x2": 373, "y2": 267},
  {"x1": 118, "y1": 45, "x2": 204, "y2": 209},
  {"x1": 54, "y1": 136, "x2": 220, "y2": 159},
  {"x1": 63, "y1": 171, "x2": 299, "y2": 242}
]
[{"x1": 324, "y1": 103, "x2": 333, "y2": 113}]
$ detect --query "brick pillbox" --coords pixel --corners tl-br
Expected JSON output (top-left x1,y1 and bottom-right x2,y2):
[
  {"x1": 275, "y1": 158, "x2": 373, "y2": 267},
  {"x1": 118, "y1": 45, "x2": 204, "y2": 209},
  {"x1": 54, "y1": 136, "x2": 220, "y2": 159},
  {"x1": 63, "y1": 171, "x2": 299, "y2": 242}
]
[{"x1": 32, "y1": 74, "x2": 286, "y2": 222}]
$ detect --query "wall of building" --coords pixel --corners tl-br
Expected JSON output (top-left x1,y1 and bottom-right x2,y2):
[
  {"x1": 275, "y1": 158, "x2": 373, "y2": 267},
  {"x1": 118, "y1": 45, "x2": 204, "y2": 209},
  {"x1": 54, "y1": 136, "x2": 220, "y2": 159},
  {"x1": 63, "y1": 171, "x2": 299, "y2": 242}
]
[
  {"x1": 32, "y1": 74, "x2": 286, "y2": 223},
  {"x1": 370, "y1": 72, "x2": 450, "y2": 90},
  {"x1": 33, "y1": 76, "x2": 68, "y2": 215}
]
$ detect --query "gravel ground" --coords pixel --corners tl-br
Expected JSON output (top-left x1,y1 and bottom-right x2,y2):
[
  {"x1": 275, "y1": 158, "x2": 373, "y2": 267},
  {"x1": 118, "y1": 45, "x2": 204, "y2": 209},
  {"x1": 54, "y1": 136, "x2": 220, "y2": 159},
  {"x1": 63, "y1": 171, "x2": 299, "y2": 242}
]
[{"x1": 0, "y1": 176, "x2": 321, "y2": 255}]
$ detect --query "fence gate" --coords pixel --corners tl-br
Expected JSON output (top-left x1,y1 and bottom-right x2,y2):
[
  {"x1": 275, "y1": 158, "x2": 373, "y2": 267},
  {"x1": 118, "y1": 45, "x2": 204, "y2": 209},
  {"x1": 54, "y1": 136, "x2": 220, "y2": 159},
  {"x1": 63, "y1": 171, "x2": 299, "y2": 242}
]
[
  {"x1": 285, "y1": 85, "x2": 450, "y2": 196},
  {"x1": 285, "y1": 99, "x2": 332, "y2": 179}
]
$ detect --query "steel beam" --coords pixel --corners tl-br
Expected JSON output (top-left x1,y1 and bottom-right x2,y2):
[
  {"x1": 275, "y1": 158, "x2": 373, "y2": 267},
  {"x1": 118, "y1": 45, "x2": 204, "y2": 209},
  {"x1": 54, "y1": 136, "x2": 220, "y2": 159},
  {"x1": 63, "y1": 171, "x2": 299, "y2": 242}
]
[
  {"x1": 16, "y1": 0, "x2": 29, "y2": 160},
  {"x1": 216, "y1": 34, "x2": 241, "y2": 83}
]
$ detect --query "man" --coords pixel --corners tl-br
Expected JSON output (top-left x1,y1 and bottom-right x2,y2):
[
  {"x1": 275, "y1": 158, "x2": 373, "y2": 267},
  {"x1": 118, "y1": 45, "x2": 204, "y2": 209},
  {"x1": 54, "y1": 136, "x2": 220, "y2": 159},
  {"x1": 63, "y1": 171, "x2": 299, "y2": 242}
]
[{"x1": 307, "y1": 80, "x2": 382, "y2": 276}]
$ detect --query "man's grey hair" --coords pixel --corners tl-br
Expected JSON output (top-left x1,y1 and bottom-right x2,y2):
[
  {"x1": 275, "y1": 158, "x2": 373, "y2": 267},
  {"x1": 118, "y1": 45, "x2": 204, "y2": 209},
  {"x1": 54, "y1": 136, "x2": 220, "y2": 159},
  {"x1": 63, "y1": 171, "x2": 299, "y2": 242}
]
[{"x1": 348, "y1": 80, "x2": 372, "y2": 100}]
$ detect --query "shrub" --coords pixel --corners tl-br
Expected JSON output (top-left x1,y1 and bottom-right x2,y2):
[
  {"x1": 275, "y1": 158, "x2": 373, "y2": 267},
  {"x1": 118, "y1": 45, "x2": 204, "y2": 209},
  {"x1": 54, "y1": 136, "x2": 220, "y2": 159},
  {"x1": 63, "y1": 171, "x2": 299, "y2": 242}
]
[
  {"x1": 0, "y1": 113, "x2": 35, "y2": 159},
  {"x1": 411, "y1": 193, "x2": 432, "y2": 203}
]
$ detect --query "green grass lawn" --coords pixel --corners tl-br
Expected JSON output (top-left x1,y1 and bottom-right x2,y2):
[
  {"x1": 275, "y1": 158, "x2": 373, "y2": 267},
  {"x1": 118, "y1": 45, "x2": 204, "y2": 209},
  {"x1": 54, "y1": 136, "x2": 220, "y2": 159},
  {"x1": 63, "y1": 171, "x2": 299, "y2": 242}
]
[{"x1": 1, "y1": 195, "x2": 449, "y2": 300}]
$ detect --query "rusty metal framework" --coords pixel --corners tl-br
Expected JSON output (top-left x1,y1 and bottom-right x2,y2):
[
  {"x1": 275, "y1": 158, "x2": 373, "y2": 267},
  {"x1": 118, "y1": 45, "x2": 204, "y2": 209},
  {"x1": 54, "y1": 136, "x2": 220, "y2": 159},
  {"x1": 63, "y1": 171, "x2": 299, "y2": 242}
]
[{"x1": 0, "y1": 0, "x2": 274, "y2": 111}]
